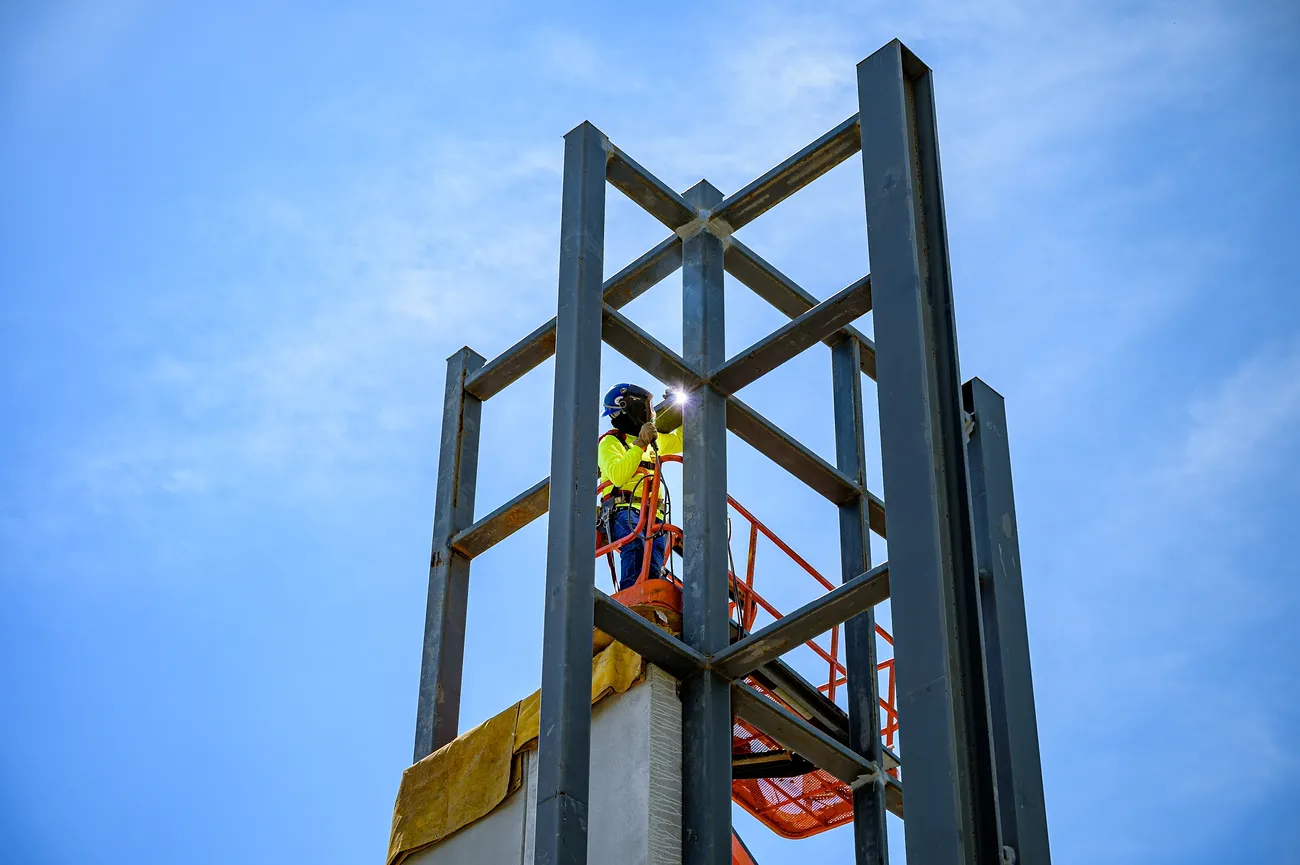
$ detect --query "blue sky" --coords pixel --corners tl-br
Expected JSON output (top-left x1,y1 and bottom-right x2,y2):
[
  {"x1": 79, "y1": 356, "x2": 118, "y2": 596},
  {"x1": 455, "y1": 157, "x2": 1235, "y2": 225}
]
[{"x1": 2, "y1": 1, "x2": 1298, "y2": 863}]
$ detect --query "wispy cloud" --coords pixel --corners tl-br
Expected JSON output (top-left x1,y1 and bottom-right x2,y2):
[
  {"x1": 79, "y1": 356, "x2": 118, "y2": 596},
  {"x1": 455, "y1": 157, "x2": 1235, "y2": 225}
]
[{"x1": 1035, "y1": 333, "x2": 1300, "y2": 857}]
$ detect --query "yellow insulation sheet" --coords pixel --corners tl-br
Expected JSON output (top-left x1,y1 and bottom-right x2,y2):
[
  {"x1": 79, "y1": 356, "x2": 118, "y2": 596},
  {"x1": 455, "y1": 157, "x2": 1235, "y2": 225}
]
[{"x1": 387, "y1": 640, "x2": 645, "y2": 865}]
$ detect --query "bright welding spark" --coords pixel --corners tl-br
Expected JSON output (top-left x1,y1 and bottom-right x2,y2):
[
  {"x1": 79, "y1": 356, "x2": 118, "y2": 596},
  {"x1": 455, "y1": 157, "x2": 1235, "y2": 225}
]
[{"x1": 672, "y1": 388, "x2": 689, "y2": 406}]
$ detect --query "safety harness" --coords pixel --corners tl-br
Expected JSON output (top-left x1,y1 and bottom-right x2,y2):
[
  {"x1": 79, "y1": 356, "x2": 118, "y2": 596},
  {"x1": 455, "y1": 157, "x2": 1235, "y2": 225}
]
[
  {"x1": 596, "y1": 428, "x2": 672, "y2": 588},
  {"x1": 597, "y1": 429, "x2": 657, "y2": 507}
]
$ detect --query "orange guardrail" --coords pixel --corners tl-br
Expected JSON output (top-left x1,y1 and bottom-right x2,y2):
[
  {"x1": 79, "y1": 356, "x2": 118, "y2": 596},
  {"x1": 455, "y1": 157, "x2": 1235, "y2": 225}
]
[{"x1": 595, "y1": 452, "x2": 898, "y2": 839}]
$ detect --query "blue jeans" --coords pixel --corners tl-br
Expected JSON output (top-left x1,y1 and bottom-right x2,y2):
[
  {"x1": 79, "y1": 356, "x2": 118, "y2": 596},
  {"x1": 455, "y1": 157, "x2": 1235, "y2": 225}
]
[{"x1": 611, "y1": 507, "x2": 667, "y2": 591}]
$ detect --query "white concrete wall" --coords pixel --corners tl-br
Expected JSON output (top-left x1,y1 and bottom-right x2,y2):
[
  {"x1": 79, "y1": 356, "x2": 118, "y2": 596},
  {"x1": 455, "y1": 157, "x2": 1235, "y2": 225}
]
[{"x1": 408, "y1": 667, "x2": 681, "y2": 865}]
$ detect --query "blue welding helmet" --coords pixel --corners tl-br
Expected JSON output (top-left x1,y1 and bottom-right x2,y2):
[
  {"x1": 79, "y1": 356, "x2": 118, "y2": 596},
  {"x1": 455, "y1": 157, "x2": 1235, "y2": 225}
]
[{"x1": 602, "y1": 383, "x2": 654, "y2": 435}]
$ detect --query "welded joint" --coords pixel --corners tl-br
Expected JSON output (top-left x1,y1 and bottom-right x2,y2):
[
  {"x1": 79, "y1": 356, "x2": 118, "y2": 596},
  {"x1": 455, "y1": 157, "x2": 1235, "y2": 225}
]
[
  {"x1": 673, "y1": 216, "x2": 709, "y2": 240},
  {"x1": 848, "y1": 764, "x2": 883, "y2": 791},
  {"x1": 702, "y1": 212, "x2": 735, "y2": 244}
]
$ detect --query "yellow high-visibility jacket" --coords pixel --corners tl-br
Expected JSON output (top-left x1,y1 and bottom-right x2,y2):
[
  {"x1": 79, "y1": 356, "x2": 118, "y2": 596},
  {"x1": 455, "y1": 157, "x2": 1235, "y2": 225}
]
[{"x1": 597, "y1": 427, "x2": 684, "y2": 513}]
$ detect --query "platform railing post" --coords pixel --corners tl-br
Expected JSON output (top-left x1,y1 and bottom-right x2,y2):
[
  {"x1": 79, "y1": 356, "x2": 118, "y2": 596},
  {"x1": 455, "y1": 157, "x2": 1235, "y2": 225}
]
[
  {"x1": 964, "y1": 378, "x2": 1052, "y2": 864},
  {"x1": 680, "y1": 179, "x2": 732, "y2": 865},
  {"x1": 857, "y1": 40, "x2": 1003, "y2": 863},
  {"x1": 414, "y1": 346, "x2": 484, "y2": 762},
  {"x1": 832, "y1": 335, "x2": 889, "y2": 865},
  {"x1": 535, "y1": 120, "x2": 609, "y2": 865}
]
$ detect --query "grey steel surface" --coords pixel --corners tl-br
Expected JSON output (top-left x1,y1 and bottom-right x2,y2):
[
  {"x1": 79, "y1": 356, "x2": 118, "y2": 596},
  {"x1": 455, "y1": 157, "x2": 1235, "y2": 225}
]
[
  {"x1": 832, "y1": 335, "x2": 889, "y2": 865},
  {"x1": 725, "y1": 396, "x2": 861, "y2": 503},
  {"x1": 602, "y1": 304, "x2": 699, "y2": 386},
  {"x1": 713, "y1": 562, "x2": 890, "y2": 678},
  {"x1": 724, "y1": 239, "x2": 878, "y2": 379},
  {"x1": 450, "y1": 477, "x2": 549, "y2": 559},
  {"x1": 607, "y1": 146, "x2": 697, "y2": 230},
  {"x1": 414, "y1": 347, "x2": 484, "y2": 762},
  {"x1": 535, "y1": 121, "x2": 609, "y2": 865},
  {"x1": 464, "y1": 236, "x2": 682, "y2": 401},
  {"x1": 712, "y1": 114, "x2": 863, "y2": 230},
  {"x1": 731, "y1": 682, "x2": 876, "y2": 786},
  {"x1": 964, "y1": 378, "x2": 1051, "y2": 864},
  {"x1": 410, "y1": 38, "x2": 1053, "y2": 865},
  {"x1": 750, "y1": 657, "x2": 852, "y2": 741},
  {"x1": 858, "y1": 40, "x2": 1001, "y2": 864},
  {"x1": 444, "y1": 467, "x2": 881, "y2": 563},
  {"x1": 593, "y1": 590, "x2": 707, "y2": 679},
  {"x1": 711, "y1": 275, "x2": 872, "y2": 395},
  {"x1": 679, "y1": 180, "x2": 732, "y2": 865}
]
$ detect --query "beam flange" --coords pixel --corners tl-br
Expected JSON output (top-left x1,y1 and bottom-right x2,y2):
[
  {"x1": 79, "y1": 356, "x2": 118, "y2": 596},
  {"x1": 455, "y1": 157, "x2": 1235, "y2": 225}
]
[
  {"x1": 607, "y1": 147, "x2": 698, "y2": 230},
  {"x1": 593, "y1": 590, "x2": 707, "y2": 679},
  {"x1": 732, "y1": 682, "x2": 878, "y2": 787},
  {"x1": 724, "y1": 239, "x2": 878, "y2": 380},
  {"x1": 679, "y1": 179, "x2": 733, "y2": 865},
  {"x1": 712, "y1": 115, "x2": 862, "y2": 230},
  {"x1": 726, "y1": 397, "x2": 861, "y2": 504},
  {"x1": 714, "y1": 563, "x2": 890, "y2": 678},
  {"x1": 750, "y1": 658, "x2": 849, "y2": 741},
  {"x1": 711, "y1": 275, "x2": 872, "y2": 395},
  {"x1": 859, "y1": 40, "x2": 1001, "y2": 862},
  {"x1": 450, "y1": 477, "x2": 549, "y2": 558},
  {"x1": 534, "y1": 120, "x2": 608, "y2": 865},
  {"x1": 602, "y1": 305, "x2": 701, "y2": 386},
  {"x1": 414, "y1": 347, "x2": 484, "y2": 761},
  {"x1": 465, "y1": 236, "x2": 682, "y2": 401}
]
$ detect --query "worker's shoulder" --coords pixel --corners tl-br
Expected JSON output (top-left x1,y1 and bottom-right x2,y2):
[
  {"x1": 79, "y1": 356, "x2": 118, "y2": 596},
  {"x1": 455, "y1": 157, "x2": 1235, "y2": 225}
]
[{"x1": 597, "y1": 430, "x2": 629, "y2": 454}]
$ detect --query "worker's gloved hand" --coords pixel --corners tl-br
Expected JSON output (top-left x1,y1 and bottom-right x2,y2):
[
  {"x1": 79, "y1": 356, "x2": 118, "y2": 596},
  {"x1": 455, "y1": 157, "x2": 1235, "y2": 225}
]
[{"x1": 637, "y1": 423, "x2": 658, "y2": 449}]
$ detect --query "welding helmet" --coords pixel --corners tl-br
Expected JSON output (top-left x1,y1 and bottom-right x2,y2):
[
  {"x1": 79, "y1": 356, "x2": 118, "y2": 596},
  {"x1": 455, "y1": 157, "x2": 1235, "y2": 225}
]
[{"x1": 602, "y1": 383, "x2": 654, "y2": 436}]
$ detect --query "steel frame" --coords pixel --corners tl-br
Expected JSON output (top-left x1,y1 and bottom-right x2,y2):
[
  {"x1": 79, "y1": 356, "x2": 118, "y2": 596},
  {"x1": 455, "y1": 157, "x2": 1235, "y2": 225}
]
[{"x1": 412, "y1": 38, "x2": 1050, "y2": 865}]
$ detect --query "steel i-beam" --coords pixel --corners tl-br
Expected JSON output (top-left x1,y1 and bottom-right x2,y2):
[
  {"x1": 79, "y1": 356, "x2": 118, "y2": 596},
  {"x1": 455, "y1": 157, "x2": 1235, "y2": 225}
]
[
  {"x1": 858, "y1": 40, "x2": 1002, "y2": 864},
  {"x1": 414, "y1": 346, "x2": 484, "y2": 761},
  {"x1": 535, "y1": 121, "x2": 608, "y2": 865},
  {"x1": 680, "y1": 180, "x2": 732, "y2": 865},
  {"x1": 833, "y1": 335, "x2": 889, "y2": 865}
]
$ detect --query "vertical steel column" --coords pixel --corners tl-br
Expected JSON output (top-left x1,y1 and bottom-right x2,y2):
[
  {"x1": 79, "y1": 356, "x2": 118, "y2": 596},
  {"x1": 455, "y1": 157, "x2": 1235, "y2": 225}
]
[
  {"x1": 680, "y1": 180, "x2": 732, "y2": 865},
  {"x1": 831, "y1": 336, "x2": 889, "y2": 865},
  {"x1": 857, "y1": 40, "x2": 1002, "y2": 864},
  {"x1": 535, "y1": 121, "x2": 609, "y2": 865},
  {"x1": 414, "y1": 346, "x2": 484, "y2": 762},
  {"x1": 964, "y1": 378, "x2": 1051, "y2": 864}
]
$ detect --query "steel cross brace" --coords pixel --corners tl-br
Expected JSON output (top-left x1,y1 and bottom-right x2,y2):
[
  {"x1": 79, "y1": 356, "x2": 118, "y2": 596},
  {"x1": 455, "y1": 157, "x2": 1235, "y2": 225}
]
[
  {"x1": 425, "y1": 46, "x2": 1002, "y2": 865},
  {"x1": 459, "y1": 113, "x2": 880, "y2": 407},
  {"x1": 589, "y1": 560, "x2": 892, "y2": 785}
]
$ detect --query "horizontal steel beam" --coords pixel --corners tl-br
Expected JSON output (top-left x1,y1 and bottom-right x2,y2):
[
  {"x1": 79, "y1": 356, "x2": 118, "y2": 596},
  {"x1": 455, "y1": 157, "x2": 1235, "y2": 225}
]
[
  {"x1": 732, "y1": 682, "x2": 877, "y2": 787},
  {"x1": 724, "y1": 239, "x2": 878, "y2": 380},
  {"x1": 726, "y1": 397, "x2": 861, "y2": 504},
  {"x1": 885, "y1": 775, "x2": 904, "y2": 819},
  {"x1": 602, "y1": 304, "x2": 701, "y2": 387},
  {"x1": 750, "y1": 657, "x2": 848, "y2": 740},
  {"x1": 593, "y1": 590, "x2": 707, "y2": 679},
  {"x1": 607, "y1": 147, "x2": 698, "y2": 230},
  {"x1": 868, "y1": 492, "x2": 887, "y2": 539},
  {"x1": 464, "y1": 236, "x2": 682, "y2": 400},
  {"x1": 746, "y1": 659, "x2": 905, "y2": 819},
  {"x1": 711, "y1": 275, "x2": 872, "y2": 395},
  {"x1": 447, "y1": 473, "x2": 880, "y2": 559},
  {"x1": 731, "y1": 749, "x2": 814, "y2": 779},
  {"x1": 450, "y1": 477, "x2": 549, "y2": 558},
  {"x1": 713, "y1": 563, "x2": 890, "y2": 678},
  {"x1": 712, "y1": 115, "x2": 862, "y2": 231}
]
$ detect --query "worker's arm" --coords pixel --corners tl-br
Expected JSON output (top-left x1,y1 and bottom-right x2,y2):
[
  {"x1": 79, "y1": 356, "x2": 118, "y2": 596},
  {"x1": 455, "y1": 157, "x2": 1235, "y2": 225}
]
[
  {"x1": 655, "y1": 426, "x2": 684, "y2": 456},
  {"x1": 598, "y1": 435, "x2": 647, "y2": 487}
]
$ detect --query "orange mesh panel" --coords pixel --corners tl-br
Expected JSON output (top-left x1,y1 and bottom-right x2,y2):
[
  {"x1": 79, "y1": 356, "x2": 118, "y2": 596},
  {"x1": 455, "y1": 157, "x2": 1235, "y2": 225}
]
[{"x1": 730, "y1": 718, "x2": 855, "y2": 839}]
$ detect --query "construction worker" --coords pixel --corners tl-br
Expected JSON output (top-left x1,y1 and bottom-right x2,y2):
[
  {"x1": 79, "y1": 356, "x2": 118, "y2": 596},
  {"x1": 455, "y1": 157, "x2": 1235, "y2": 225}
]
[{"x1": 598, "y1": 383, "x2": 683, "y2": 590}]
